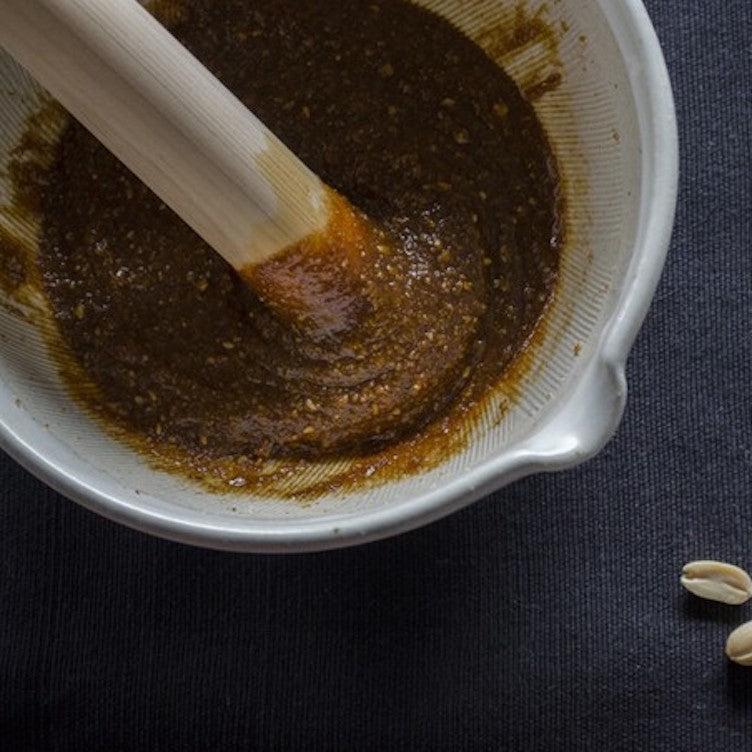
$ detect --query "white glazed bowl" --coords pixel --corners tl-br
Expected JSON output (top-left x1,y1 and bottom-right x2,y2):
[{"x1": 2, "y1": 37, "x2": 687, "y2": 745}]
[{"x1": 0, "y1": 0, "x2": 677, "y2": 552}]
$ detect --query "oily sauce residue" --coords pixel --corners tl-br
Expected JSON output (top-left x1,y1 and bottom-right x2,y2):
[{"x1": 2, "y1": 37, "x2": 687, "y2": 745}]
[
  {"x1": 476, "y1": 3, "x2": 564, "y2": 101},
  {"x1": 25, "y1": 0, "x2": 562, "y2": 496},
  {"x1": 0, "y1": 101, "x2": 67, "y2": 310}
]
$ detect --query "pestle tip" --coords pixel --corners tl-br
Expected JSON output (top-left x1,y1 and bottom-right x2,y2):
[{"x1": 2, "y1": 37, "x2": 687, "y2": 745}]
[{"x1": 241, "y1": 190, "x2": 379, "y2": 338}]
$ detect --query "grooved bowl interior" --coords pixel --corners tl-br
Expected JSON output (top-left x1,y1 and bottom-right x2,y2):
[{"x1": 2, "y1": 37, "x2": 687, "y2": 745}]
[{"x1": 0, "y1": 0, "x2": 677, "y2": 551}]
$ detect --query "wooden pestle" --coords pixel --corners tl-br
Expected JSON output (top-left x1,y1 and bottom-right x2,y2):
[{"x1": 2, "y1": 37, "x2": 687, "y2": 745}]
[{"x1": 0, "y1": 0, "x2": 373, "y2": 335}]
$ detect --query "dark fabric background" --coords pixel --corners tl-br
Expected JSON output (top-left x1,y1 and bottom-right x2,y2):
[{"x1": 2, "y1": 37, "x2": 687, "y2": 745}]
[{"x1": 1, "y1": 1, "x2": 751, "y2": 749}]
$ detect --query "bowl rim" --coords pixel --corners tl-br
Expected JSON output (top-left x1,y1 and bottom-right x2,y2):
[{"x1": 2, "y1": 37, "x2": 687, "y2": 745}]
[{"x1": 0, "y1": 0, "x2": 679, "y2": 553}]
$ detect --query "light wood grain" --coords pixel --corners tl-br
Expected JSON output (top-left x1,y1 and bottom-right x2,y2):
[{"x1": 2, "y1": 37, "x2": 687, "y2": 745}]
[{"x1": 0, "y1": 0, "x2": 330, "y2": 269}]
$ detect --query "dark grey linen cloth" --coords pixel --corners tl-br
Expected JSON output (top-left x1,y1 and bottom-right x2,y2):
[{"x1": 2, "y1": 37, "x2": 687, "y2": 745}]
[{"x1": 1, "y1": 0, "x2": 751, "y2": 749}]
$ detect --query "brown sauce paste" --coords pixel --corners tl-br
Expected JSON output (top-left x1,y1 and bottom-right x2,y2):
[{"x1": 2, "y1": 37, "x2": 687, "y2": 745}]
[{"x1": 37, "y1": 0, "x2": 561, "y2": 479}]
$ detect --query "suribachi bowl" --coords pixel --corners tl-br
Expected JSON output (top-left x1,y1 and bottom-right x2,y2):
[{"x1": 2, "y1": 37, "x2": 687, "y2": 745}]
[{"x1": 0, "y1": 0, "x2": 677, "y2": 552}]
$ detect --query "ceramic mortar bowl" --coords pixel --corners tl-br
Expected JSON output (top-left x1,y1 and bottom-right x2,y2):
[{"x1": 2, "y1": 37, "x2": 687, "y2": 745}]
[{"x1": 0, "y1": 0, "x2": 677, "y2": 552}]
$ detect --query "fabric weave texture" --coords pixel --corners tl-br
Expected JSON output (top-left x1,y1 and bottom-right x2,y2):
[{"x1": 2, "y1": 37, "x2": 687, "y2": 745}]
[{"x1": 1, "y1": 0, "x2": 752, "y2": 749}]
